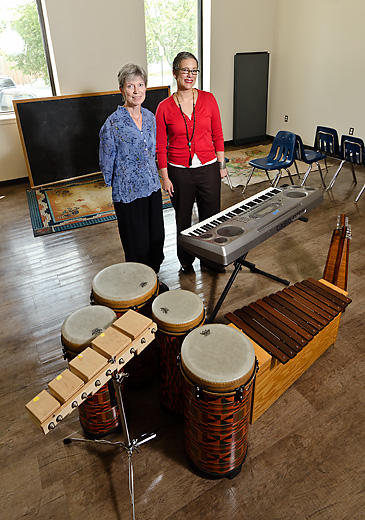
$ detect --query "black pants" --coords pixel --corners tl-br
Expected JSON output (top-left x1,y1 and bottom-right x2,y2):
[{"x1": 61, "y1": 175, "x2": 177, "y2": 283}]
[
  {"x1": 114, "y1": 190, "x2": 165, "y2": 274},
  {"x1": 168, "y1": 162, "x2": 221, "y2": 266}
]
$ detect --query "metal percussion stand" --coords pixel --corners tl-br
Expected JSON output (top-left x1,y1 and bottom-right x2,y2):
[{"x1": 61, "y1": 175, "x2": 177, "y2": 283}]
[
  {"x1": 207, "y1": 252, "x2": 290, "y2": 323},
  {"x1": 63, "y1": 370, "x2": 156, "y2": 520}
]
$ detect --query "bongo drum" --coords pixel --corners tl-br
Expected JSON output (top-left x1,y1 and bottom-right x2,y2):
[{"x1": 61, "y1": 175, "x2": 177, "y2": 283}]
[
  {"x1": 91, "y1": 262, "x2": 159, "y2": 385},
  {"x1": 180, "y1": 324, "x2": 258, "y2": 478},
  {"x1": 152, "y1": 290, "x2": 205, "y2": 413},
  {"x1": 61, "y1": 305, "x2": 120, "y2": 437}
]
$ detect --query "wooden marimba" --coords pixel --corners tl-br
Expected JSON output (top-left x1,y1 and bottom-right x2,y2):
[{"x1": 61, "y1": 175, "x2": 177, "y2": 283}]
[
  {"x1": 26, "y1": 310, "x2": 156, "y2": 434},
  {"x1": 225, "y1": 279, "x2": 351, "y2": 423}
]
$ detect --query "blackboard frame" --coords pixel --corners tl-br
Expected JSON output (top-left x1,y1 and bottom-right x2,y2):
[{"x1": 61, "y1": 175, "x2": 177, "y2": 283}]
[{"x1": 13, "y1": 86, "x2": 170, "y2": 188}]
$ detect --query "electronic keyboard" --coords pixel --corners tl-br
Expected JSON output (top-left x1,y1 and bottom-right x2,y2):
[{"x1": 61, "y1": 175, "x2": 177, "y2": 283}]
[{"x1": 179, "y1": 185, "x2": 323, "y2": 267}]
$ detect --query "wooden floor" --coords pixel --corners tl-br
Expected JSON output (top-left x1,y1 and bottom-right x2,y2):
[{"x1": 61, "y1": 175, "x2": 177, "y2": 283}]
[{"x1": 1, "y1": 157, "x2": 364, "y2": 520}]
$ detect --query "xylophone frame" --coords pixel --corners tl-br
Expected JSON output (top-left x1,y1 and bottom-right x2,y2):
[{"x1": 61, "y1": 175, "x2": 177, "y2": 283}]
[{"x1": 63, "y1": 368, "x2": 156, "y2": 520}]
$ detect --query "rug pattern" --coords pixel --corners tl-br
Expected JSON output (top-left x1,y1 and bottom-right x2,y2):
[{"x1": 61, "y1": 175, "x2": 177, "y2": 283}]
[{"x1": 27, "y1": 175, "x2": 172, "y2": 237}]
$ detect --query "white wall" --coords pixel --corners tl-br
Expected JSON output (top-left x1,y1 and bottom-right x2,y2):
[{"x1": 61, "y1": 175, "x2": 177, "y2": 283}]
[
  {"x1": 210, "y1": 0, "x2": 277, "y2": 141},
  {"x1": 0, "y1": 0, "x2": 147, "y2": 182},
  {"x1": 268, "y1": 0, "x2": 365, "y2": 145}
]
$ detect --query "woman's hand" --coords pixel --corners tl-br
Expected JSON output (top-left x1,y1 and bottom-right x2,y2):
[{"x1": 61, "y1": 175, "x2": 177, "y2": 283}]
[
  {"x1": 219, "y1": 167, "x2": 227, "y2": 179},
  {"x1": 160, "y1": 168, "x2": 174, "y2": 197},
  {"x1": 162, "y1": 177, "x2": 174, "y2": 197}
]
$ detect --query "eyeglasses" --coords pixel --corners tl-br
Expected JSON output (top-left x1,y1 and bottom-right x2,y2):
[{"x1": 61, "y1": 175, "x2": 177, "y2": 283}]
[{"x1": 177, "y1": 68, "x2": 200, "y2": 76}]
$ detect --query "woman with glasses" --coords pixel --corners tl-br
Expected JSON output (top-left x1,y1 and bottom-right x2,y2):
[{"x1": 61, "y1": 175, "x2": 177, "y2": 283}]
[
  {"x1": 156, "y1": 51, "x2": 227, "y2": 274},
  {"x1": 99, "y1": 63, "x2": 166, "y2": 280}
]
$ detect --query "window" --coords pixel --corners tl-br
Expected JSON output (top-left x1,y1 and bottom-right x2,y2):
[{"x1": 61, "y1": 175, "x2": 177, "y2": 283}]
[
  {"x1": 144, "y1": 0, "x2": 201, "y2": 90},
  {"x1": 0, "y1": 0, "x2": 54, "y2": 113}
]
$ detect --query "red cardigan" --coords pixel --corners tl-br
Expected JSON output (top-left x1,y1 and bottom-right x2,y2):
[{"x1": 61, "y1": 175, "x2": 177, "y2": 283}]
[{"x1": 155, "y1": 89, "x2": 224, "y2": 169}]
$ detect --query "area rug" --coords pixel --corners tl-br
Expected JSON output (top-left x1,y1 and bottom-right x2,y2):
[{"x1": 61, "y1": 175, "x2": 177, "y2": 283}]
[
  {"x1": 223, "y1": 144, "x2": 299, "y2": 188},
  {"x1": 27, "y1": 175, "x2": 173, "y2": 237}
]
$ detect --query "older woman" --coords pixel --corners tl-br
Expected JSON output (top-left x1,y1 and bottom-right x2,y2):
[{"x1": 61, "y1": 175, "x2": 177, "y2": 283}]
[
  {"x1": 99, "y1": 63, "x2": 165, "y2": 276},
  {"x1": 156, "y1": 51, "x2": 227, "y2": 273}
]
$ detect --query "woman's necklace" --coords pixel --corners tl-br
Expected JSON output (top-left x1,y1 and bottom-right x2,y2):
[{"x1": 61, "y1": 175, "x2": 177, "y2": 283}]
[{"x1": 175, "y1": 90, "x2": 196, "y2": 166}]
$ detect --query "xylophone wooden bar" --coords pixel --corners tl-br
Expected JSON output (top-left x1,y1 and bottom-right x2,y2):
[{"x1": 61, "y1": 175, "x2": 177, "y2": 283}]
[
  {"x1": 26, "y1": 310, "x2": 157, "y2": 434},
  {"x1": 225, "y1": 280, "x2": 350, "y2": 423}
]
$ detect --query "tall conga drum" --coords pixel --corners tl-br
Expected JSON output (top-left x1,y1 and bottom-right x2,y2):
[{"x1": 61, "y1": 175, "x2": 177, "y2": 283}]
[
  {"x1": 61, "y1": 305, "x2": 120, "y2": 438},
  {"x1": 152, "y1": 290, "x2": 205, "y2": 413},
  {"x1": 91, "y1": 262, "x2": 159, "y2": 385},
  {"x1": 180, "y1": 324, "x2": 258, "y2": 479}
]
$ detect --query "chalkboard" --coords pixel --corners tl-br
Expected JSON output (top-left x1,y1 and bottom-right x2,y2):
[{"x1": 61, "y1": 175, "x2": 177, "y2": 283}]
[{"x1": 14, "y1": 86, "x2": 170, "y2": 188}]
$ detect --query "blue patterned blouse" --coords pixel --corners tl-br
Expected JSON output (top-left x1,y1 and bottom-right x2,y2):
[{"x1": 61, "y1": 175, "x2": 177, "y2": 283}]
[{"x1": 99, "y1": 105, "x2": 161, "y2": 203}]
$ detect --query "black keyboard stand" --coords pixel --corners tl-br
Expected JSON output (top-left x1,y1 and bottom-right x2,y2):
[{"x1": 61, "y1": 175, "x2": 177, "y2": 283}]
[{"x1": 206, "y1": 253, "x2": 290, "y2": 323}]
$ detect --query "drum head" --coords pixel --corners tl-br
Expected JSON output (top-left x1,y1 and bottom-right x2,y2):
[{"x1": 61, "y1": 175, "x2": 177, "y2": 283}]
[
  {"x1": 152, "y1": 290, "x2": 204, "y2": 333},
  {"x1": 181, "y1": 324, "x2": 255, "y2": 392},
  {"x1": 92, "y1": 262, "x2": 158, "y2": 310},
  {"x1": 61, "y1": 305, "x2": 117, "y2": 352}
]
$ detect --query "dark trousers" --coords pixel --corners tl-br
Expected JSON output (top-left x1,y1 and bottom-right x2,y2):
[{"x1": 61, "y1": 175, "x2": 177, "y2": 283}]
[
  {"x1": 168, "y1": 162, "x2": 221, "y2": 266},
  {"x1": 114, "y1": 190, "x2": 165, "y2": 274}
]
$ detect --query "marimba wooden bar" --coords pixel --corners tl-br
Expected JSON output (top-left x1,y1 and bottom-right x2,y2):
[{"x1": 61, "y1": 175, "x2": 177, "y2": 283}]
[
  {"x1": 225, "y1": 279, "x2": 351, "y2": 423},
  {"x1": 26, "y1": 310, "x2": 157, "y2": 434}
]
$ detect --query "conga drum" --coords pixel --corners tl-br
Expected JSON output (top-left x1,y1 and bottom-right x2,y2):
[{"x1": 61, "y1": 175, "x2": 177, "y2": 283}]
[
  {"x1": 61, "y1": 305, "x2": 120, "y2": 438},
  {"x1": 91, "y1": 262, "x2": 159, "y2": 385},
  {"x1": 152, "y1": 290, "x2": 205, "y2": 413},
  {"x1": 180, "y1": 324, "x2": 258, "y2": 478}
]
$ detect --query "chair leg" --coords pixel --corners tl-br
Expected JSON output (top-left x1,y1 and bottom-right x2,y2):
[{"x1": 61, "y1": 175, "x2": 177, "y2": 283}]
[
  {"x1": 300, "y1": 165, "x2": 312, "y2": 186},
  {"x1": 317, "y1": 162, "x2": 326, "y2": 188},
  {"x1": 324, "y1": 157, "x2": 328, "y2": 173},
  {"x1": 242, "y1": 167, "x2": 255, "y2": 194},
  {"x1": 326, "y1": 160, "x2": 345, "y2": 190},
  {"x1": 350, "y1": 163, "x2": 357, "y2": 184},
  {"x1": 285, "y1": 168, "x2": 294, "y2": 185},
  {"x1": 355, "y1": 182, "x2": 365, "y2": 203},
  {"x1": 294, "y1": 161, "x2": 301, "y2": 179},
  {"x1": 273, "y1": 170, "x2": 282, "y2": 187}
]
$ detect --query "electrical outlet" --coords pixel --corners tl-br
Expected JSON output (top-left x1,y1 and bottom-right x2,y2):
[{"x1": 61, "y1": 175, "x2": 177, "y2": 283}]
[
  {"x1": 349, "y1": 127, "x2": 354, "y2": 135},
  {"x1": 284, "y1": 115, "x2": 288, "y2": 122}
]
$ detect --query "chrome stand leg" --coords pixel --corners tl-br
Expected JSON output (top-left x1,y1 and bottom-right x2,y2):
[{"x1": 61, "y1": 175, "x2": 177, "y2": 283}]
[{"x1": 63, "y1": 370, "x2": 156, "y2": 520}]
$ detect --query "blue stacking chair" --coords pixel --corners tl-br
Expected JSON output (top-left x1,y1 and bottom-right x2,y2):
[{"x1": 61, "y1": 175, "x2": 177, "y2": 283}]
[
  {"x1": 243, "y1": 131, "x2": 296, "y2": 194},
  {"x1": 314, "y1": 126, "x2": 340, "y2": 155},
  {"x1": 295, "y1": 134, "x2": 327, "y2": 188},
  {"x1": 327, "y1": 135, "x2": 362, "y2": 191}
]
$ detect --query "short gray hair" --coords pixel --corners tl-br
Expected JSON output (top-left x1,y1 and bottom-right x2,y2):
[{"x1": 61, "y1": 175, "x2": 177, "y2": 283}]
[
  {"x1": 117, "y1": 63, "x2": 148, "y2": 89},
  {"x1": 172, "y1": 52, "x2": 198, "y2": 72}
]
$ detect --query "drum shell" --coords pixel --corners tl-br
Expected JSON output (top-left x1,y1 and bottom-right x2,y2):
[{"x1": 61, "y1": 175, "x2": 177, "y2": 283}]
[
  {"x1": 152, "y1": 290, "x2": 205, "y2": 413},
  {"x1": 179, "y1": 323, "x2": 257, "y2": 478},
  {"x1": 60, "y1": 306, "x2": 120, "y2": 437},
  {"x1": 91, "y1": 263, "x2": 159, "y2": 386},
  {"x1": 78, "y1": 379, "x2": 121, "y2": 437},
  {"x1": 181, "y1": 369, "x2": 256, "y2": 477}
]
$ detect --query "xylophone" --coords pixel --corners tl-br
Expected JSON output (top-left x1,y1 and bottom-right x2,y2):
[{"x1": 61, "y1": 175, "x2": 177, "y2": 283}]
[
  {"x1": 225, "y1": 278, "x2": 351, "y2": 364},
  {"x1": 225, "y1": 278, "x2": 351, "y2": 423},
  {"x1": 26, "y1": 310, "x2": 157, "y2": 434}
]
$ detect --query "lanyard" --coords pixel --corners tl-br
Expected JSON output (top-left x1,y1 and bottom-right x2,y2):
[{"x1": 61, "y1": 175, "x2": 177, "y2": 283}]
[{"x1": 175, "y1": 90, "x2": 196, "y2": 166}]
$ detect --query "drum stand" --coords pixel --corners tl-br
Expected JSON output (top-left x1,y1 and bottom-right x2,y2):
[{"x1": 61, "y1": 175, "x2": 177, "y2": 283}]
[
  {"x1": 207, "y1": 251, "x2": 290, "y2": 323},
  {"x1": 63, "y1": 370, "x2": 156, "y2": 520}
]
